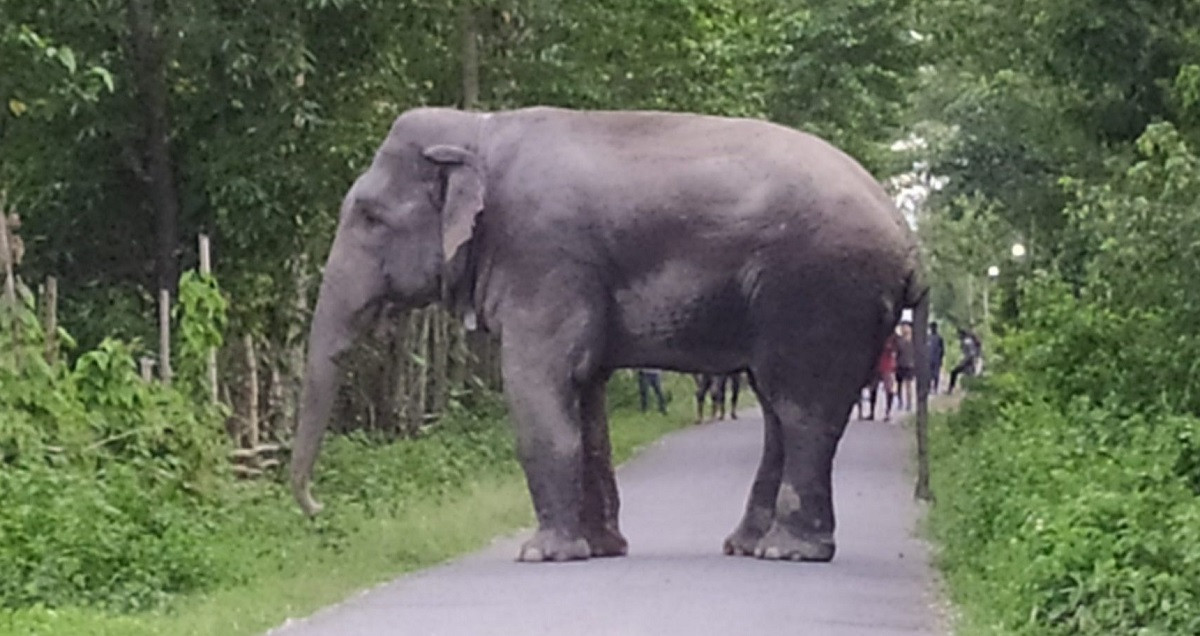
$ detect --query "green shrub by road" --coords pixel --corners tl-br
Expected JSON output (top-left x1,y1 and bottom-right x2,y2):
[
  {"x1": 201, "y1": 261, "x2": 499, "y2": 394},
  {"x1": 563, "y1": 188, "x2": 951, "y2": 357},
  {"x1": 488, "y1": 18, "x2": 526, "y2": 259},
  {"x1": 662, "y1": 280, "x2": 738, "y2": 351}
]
[
  {"x1": 0, "y1": 372, "x2": 702, "y2": 636},
  {"x1": 929, "y1": 372, "x2": 1200, "y2": 635}
]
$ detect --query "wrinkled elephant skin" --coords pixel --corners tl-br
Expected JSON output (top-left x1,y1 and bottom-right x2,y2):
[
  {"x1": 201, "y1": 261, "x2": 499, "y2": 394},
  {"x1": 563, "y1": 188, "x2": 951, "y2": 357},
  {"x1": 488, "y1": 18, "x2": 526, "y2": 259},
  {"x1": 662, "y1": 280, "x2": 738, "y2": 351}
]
[{"x1": 290, "y1": 106, "x2": 927, "y2": 563}]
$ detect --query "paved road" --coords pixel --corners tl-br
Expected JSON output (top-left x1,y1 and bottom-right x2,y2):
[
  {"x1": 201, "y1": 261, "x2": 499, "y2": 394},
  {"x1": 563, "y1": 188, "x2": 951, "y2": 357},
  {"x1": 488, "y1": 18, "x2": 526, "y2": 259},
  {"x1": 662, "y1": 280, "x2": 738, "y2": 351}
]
[{"x1": 270, "y1": 410, "x2": 943, "y2": 636}]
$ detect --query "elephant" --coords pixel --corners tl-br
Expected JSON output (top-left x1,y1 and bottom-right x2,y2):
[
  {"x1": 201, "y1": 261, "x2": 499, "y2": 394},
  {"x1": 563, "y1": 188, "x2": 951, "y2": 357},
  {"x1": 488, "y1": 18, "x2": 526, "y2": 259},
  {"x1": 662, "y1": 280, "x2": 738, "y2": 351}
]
[
  {"x1": 693, "y1": 372, "x2": 743, "y2": 422},
  {"x1": 290, "y1": 105, "x2": 929, "y2": 564}
]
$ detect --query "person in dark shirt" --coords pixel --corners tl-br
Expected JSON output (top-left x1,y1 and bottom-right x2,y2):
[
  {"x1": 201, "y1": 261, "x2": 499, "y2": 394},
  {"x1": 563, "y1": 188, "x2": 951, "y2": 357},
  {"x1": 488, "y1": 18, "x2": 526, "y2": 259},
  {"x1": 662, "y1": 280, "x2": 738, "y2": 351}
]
[
  {"x1": 928, "y1": 321, "x2": 945, "y2": 393},
  {"x1": 948, "y1": 328, "x2": 980, "y2": 394},
  {"x1": 637, "y1": 368, "x2": 667, "y2": 414}
]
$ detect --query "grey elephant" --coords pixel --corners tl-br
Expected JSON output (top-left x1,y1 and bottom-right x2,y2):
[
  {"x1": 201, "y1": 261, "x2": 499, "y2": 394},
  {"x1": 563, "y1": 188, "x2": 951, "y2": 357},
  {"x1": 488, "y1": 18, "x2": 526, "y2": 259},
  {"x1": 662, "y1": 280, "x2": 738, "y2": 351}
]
[{"x1": 290, "y1": 105, "x2": 928, "y2": 563}]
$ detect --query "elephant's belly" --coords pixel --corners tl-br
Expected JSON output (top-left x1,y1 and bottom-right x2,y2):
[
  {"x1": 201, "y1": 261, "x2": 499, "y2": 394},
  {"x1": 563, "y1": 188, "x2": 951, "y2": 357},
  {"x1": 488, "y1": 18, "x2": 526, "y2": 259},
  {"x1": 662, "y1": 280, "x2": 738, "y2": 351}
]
[{"x1": 606, "y1": 275, "x2": 752, "y2": 373}]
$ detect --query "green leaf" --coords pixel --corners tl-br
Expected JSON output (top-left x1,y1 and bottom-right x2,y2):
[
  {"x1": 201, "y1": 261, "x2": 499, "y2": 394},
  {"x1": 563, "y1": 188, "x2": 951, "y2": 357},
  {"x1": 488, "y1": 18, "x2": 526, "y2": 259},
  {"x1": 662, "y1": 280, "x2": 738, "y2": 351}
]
[{"x1": 57, "y1": 47, "x2": 77, "y2": 74}]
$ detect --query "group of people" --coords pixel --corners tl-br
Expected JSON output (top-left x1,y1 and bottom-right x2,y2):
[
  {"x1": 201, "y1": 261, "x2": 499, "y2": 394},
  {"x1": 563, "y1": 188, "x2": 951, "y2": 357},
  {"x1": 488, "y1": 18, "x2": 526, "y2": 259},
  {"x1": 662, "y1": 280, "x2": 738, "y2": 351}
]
[
  {"x1": 858, "y1": 320, "x2": 982, "y2": 422},
  {"x1": 635, "y1": 368, "x2": 744, "y2": 423},
  {"x1": 636, "y1": 318, "x2": 983, "y2": 425}
]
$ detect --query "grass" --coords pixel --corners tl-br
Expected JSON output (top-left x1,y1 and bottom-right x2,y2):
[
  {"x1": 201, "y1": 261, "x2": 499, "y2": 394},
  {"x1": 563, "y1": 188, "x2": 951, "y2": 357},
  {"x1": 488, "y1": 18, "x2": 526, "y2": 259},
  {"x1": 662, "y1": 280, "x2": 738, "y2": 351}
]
[{"x1": 0, "y1": 374, "x2": 701, "y2": 636}]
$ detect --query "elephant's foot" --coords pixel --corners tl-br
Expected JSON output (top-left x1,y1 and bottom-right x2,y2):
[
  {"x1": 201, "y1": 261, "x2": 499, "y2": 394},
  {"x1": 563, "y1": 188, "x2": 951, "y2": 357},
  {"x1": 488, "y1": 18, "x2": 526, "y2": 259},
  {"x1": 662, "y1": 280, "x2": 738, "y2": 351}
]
[
  {"x1": 517, "y1": 529, "x2": 591, "y2": 563},
  {"x1": 722, "y1": 523, "x2": 767, "y2": 557},
  {"x1": 583, "y1": 525, "x2": 628, "y2": 558},
  {"x1": 753, "y1": 523, "x2": 835, "y2": 562}
]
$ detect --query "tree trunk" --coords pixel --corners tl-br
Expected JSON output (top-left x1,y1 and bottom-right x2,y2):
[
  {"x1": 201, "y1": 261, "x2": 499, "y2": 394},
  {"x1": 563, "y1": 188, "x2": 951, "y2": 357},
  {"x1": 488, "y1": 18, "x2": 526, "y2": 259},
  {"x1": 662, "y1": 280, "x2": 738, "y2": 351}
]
[
  {"x1": 460, "y1": 2, "x2": 480, "y2": 109},
  {"x1": 126, "y1": 0, "x2": 181, "y2": 295}
]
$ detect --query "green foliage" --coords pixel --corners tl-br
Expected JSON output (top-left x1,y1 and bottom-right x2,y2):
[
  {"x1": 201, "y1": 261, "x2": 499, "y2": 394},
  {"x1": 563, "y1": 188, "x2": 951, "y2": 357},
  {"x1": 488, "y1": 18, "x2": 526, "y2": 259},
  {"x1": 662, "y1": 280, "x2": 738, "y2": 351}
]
[
  {"x1": 0, "y1": 393, "x2": 698, "y2": 635},
  {"x1": 0, "y1": 271, "x2": 228, "y2": 611},
  {"x1": 931, "y1": 376, "x2": 1200, "y2": 635},
  {"x1": 173, "y1": 270, "x2": 228, "y2": 405},
  {"x1": 928, "y1": 123, "x2": 1200, "y2": 634}
]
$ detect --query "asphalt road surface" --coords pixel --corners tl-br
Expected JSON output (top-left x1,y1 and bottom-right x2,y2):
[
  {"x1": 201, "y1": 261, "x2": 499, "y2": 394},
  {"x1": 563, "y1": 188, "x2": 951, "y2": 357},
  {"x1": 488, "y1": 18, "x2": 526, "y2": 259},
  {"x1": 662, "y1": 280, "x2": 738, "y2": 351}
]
[{"x1": 270, "y1": 408, "x2": 944, "y2": 636}]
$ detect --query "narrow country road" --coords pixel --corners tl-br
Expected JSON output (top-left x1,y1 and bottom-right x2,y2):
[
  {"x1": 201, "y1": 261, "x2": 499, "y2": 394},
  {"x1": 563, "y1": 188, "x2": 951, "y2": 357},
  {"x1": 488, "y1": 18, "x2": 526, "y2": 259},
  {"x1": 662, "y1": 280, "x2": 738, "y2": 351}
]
[{"x1": 269, "y1": 409, "x2": 944, "y2": 636}]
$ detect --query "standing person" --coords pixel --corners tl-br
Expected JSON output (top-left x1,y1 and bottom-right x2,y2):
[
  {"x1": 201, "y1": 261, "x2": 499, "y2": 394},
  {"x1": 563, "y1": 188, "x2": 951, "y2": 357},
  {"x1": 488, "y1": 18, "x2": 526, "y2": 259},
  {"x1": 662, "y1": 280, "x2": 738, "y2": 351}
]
[
  {"x1": 866, "y1": 333, "x2": 898, "y2": 421},
  {"x1": 895, "y1": 322, "x2": 916, "y2": 411},
  {"x1": 718, "y1": 372, "x2": 742, "y2": 420},
  {"x1": 928, "y1": 321, "x2": 945, "y2": 394},
  {"x1": 857, "y1": 370, "x2": 881, "y2": 420},
  {"x1": 947, "y1": 327, "x2": 980, "y2": 394},
  {"x1": 693, "y1": 373, "x2": 714, "y2": 423},
  {"x1": 637, "y1": 368, "x2": 667, "y2": 414}
]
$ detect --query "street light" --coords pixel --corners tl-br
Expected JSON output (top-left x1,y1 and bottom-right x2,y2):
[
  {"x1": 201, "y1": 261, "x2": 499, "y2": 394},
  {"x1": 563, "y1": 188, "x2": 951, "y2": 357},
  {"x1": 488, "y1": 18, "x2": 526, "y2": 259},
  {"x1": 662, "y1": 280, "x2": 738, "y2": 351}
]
[
  {"x1": 983, "y1": 265, "x2": 998, "y2": 324},
  {"x1": 1011, "y1": 242, "x2": 1027, "y2": 259}
]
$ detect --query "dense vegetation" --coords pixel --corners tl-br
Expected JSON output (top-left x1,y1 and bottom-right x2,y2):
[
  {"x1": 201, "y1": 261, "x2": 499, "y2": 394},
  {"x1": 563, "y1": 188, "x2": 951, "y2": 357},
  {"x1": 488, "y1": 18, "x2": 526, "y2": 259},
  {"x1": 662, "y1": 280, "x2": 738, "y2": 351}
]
[
  {"x1": 911, "y1": 1, "x2": 1200, "y2": 634},
  {"x1": 6, "y1": 0, "x2": 1200, "y2": 633},
  {"x1": 1, "y1": 1, "x2": 911, "y2": 632}
]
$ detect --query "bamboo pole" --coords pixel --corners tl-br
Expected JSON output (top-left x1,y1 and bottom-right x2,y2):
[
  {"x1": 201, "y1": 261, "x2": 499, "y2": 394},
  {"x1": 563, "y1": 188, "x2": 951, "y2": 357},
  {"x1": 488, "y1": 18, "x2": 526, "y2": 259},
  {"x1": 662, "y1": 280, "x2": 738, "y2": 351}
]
[
  {"x1": 1, "y1": 205, "x2": 22, "y2": 370},
  {"x1": 158, "y1": 288, "x2": 172, "y2": 383},
  {"x1": 267, "y1": 362, "x2": 284, "y2": 440},
  {"x1": 432, "y1": 311, "x2": 449, "y2": 414},
  {"x1": 198, "y1": 234, "x2": 218, "y2": 402},
  {"x1": 0, "y1": 205, "x2": 15, "y2": 305},
  {"x1": 43, "y1": 276, "x2": 57, "y2": 363},
  {"x1": 244, "y1": 333, "x2": 260, "y2": 449}
]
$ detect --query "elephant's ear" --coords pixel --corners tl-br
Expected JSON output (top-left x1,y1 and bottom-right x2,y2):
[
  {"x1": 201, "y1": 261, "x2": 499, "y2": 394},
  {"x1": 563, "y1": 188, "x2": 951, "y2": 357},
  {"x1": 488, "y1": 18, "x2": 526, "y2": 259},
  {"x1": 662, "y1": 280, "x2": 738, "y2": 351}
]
[{"x1": 422, "y1": 145, "x2": 484, "y2": 265}]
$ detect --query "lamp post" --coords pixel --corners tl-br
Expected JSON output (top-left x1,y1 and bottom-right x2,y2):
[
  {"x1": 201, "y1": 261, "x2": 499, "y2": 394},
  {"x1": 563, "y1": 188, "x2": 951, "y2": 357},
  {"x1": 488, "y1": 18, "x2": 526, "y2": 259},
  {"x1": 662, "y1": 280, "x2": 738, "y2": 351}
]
[{"x1": 984, "y1": 265, "x2": 999, "y2": 325}]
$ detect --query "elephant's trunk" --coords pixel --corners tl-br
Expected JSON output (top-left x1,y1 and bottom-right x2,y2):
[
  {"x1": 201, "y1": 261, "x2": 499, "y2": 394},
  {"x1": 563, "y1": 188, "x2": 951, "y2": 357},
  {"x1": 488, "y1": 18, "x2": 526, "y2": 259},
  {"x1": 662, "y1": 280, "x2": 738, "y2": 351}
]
[{"x1": 291, "y1": 245, "x2": 381, "y2": 516}]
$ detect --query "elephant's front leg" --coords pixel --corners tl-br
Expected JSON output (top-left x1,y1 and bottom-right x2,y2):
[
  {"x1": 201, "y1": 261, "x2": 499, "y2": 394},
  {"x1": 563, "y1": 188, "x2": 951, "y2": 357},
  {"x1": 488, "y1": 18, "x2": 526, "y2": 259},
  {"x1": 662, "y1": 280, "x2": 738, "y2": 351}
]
[
  {"x1": 580, "y1": 376, "x2": 628, "y2": 557},
  {"x1": 501, "y1": 331, "x2": 593, "y2": 562}
]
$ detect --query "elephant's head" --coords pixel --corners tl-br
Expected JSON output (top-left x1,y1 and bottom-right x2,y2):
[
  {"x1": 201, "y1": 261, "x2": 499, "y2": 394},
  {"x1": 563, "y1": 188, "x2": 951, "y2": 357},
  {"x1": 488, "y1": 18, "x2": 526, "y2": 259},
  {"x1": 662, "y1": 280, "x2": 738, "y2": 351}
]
[{"x1": 291, "y1": 108, "x2": 485, "y2": 516}]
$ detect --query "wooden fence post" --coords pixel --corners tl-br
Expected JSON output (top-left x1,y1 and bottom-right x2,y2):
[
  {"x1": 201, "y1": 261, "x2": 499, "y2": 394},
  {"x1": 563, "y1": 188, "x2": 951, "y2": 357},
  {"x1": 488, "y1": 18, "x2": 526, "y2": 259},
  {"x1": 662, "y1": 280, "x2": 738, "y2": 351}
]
[
  {"x1": 43, "y1": 276, "x2": 57, "y2": 363},
  {"x1": 1, "y1": 203, "x2": 22, "y2": 371},
  {"x1": 198, "y1": 234, "x2": 218, "y2": 402},
  {"x1": 0, "y1": 203, "x2": 15, "y2": 306},
  {"x1": 243, "y1": 333, "x2": 259, "y2": 449},
  {"x1": 159, "y1": 288, "x2": 172, "y2": 384},
  {"x1": 139, "y1": 357, "x2": 156, "y2": 382}
]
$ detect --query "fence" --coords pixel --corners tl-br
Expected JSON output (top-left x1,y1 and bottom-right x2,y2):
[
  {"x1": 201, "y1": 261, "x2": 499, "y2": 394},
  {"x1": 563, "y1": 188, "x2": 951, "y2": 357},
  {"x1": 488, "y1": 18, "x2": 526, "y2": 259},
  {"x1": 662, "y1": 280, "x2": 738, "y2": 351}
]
[{"x1": 0, "y1": 206, "x2": 502, "y2": 478}]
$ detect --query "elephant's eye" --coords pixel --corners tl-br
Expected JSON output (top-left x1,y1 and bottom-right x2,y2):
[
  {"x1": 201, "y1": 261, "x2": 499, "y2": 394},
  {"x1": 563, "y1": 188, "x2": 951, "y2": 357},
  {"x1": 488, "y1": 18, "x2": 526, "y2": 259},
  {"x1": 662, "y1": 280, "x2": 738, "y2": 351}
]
[{"x1": 358, "y1": 203, "x2": 385, "y2": 228}]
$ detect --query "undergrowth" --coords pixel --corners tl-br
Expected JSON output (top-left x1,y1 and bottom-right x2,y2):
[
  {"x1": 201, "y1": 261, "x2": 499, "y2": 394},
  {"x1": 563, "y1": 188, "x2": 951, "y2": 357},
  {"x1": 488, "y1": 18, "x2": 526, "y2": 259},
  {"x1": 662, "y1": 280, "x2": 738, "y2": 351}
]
[{"x1": 0, "y1": 273, "x2": 699, "y2": 636}]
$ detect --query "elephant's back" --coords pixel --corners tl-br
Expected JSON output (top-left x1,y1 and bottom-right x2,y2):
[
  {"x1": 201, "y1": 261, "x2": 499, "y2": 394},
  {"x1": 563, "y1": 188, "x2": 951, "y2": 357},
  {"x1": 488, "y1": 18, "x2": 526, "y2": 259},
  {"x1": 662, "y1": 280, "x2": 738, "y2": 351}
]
[{"x1": 490, "y1": 106, "x2": 916, "y2": 288}]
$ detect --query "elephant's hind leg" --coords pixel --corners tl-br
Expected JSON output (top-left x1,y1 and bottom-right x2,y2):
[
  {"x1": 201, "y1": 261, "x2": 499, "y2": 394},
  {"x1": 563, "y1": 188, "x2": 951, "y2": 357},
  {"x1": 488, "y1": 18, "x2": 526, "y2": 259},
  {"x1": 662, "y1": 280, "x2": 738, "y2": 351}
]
[
  {"x1": 748, "y1": 301, "x2": 881, "y2": 562},
  {"x1": 724, "y1": 374, "x2": 782, "y2": 556},
  {"x1": 580, "y1": 375, "x2": 628, "y2": 557}
]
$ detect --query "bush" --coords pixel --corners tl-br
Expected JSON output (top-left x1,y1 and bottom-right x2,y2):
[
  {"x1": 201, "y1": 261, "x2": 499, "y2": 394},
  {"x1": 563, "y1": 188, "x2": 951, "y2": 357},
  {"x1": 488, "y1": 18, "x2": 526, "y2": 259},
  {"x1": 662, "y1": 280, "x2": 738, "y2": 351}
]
[
  {"x1": 0, "y1": 272, "x2": 234, "y2": 611},
  {"x1": 932, "y1": 373, "x2": 1200, "y2": 635}
]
